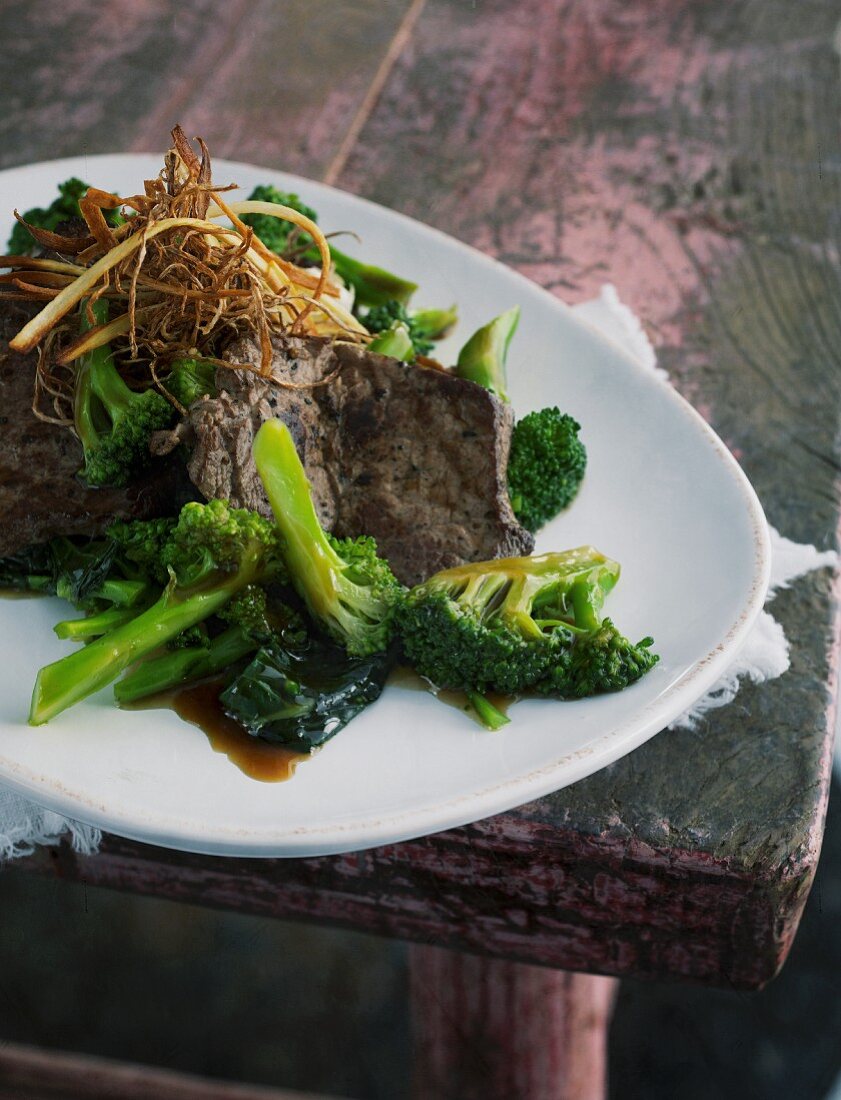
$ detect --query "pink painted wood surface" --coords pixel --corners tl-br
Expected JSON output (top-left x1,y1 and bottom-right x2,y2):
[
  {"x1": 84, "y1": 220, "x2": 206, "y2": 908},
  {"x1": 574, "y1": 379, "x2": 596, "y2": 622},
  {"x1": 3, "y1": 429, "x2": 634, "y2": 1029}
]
[
  {"x1": 4, "y1": 0, "x2": 841, "y2": 992},
  {"x1": 410, "y1": 945, "x2": 616, "y2": 1100}
]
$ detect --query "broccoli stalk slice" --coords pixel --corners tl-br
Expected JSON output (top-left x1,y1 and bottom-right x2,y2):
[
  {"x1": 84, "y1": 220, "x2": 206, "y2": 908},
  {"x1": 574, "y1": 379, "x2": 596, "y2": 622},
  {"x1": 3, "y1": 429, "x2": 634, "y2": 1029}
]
[
  {"x1": 114, "y1": 625, "x2": 258, "y2": 705},
  {"x1": 73, "y1": 300, "x2": 175, "y2": 488},
  {"x1": 466, "y1": 691, "x2": 510, "y2": 731},
  {"x1": 409, "y1": 306, "x2": 458, "y2": 340},
  {"x1": 368, "y1": 321, "x2": 415, "y2": 362},
  {"x1": 54, "y1": 605, "x2": 139, "y2": 641},
  {"x1": 454, "y1": 306, "x2": 519, "y2": 402},
  {"x1": 327, "y1": 247, "x2": 417, "y2": 308},
  {"x1": 29, "y1": 547, "x2": 267, "y2": 725},
  {"x1": 252, "y1": 420, "x2": 403, "y2": 656}
]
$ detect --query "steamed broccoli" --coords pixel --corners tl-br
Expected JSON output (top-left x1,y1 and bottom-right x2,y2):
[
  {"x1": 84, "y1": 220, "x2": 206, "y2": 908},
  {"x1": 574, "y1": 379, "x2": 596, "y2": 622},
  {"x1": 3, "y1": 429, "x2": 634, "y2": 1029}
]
[
  {"x1": 242, "y1": 184, "x2": 418, "y2": 307},
  {"x1": 163, "y1": 357, "x2": 217, "y2": 407},
  {"x1": 397, "y1": 546, "x2": 657, "y2": 700},
  {"x1": 73, "y1": 300, "x2": 176, "y2": 487},
  {"x1": 6, "y1": 177, "x2": 123, "y2": 255},
  {"x1": 397, "y1": 547, "x2": 618, "y2": 695},
  {"x1": 535, "y1": 618, "x2": 658, "y2": 699},
  {"x1": 252, "y1": 419, "x2": 405, "y2": 656},
  {"x1": 454, "y1": 306, "x2": 519, "y2": 402},
  {"x1": 507, "y1": 408, "x2": 587, "y2": 532},
  {"x1": 29, "y1": 500, "x2": 286, "y2": 724},
  {"x1": 363, "y1": 300, "x2": 457, "y2": 357}
]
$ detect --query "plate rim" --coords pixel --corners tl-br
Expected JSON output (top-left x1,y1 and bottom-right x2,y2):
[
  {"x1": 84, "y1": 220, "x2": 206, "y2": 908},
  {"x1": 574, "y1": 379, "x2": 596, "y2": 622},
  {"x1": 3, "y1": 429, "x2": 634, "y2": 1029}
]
[{"x1": 0, "y1": 153, "x2": 772, "y2": 857}]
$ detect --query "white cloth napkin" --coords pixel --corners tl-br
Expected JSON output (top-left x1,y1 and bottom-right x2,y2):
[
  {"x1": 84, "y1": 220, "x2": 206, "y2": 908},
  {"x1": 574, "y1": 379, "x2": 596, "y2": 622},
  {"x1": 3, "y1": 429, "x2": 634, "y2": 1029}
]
[{"x1": 0, "y1": 285, "x2": 836, "y2": 860}]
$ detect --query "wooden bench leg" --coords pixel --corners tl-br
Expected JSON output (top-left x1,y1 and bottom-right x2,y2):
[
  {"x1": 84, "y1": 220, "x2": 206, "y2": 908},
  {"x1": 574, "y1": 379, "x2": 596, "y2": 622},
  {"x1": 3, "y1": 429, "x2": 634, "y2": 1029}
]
[{"x1": 409, "y1": 945, "x2": 617, "y2": 1100}]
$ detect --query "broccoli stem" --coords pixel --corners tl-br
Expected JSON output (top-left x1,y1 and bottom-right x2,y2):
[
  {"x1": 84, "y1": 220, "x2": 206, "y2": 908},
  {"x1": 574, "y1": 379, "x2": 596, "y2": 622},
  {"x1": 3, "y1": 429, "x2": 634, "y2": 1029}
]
[
  {"x1": 114, "y1": 625, "x2": 258, "y2": 704},
  {"x1": 467, "y1": 691, "x2": 510, "y2": 731},
  {"x1": 410, "y1": 306, "x2": 458, "y2": 340},
  {"x1": 455, "y1": 306, "x2": 520, "y2": 402},
  {"x1": 321, "y1": 245, "x2": 417, "y2": 308},
  {"x1": 54, "y1": 606, "x2": 138, "y2": 641},
  {"x1": 368, "y1": 322, "x2": 415, "y2": 362},
  {"x1": 73, "y1": 300, "x2": 109, "y2": 455},
  {"x1": 29, "y1": 553, "x2": 265, "y2": 725},
  {"x1": 252, "y1": 420, "x2": 348, "y2": 627}
]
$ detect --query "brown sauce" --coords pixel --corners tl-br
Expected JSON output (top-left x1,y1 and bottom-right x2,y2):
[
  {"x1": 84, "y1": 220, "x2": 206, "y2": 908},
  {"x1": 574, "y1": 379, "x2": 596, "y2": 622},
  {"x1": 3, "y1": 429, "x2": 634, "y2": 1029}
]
[
  {"x1": 388, "y1": 665, "x2": 514, "y2": 724},
  {"x1": 127, "y1": 679, "x2": 307, "y2": 782}
]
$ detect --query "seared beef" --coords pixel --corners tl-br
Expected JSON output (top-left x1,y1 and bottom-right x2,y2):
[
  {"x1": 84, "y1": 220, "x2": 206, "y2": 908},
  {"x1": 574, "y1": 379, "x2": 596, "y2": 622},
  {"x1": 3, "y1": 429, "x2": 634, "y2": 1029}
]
[
  {"x1": 185, "y1": 334, "x2": 534, "y2": 585},
  {"x1": 0, "y1": 298, "x2": 185, "y2": 557}
]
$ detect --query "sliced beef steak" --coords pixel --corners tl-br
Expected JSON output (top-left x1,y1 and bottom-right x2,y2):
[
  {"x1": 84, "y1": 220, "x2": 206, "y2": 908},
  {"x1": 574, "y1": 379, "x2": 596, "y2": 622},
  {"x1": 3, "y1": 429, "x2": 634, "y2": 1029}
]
[
  {"x1": 0, "y1": 298, "x2": 184, "y2": 557},
  {"x1": 185, "y1": 334, "x2": 534, "y2": 585}
]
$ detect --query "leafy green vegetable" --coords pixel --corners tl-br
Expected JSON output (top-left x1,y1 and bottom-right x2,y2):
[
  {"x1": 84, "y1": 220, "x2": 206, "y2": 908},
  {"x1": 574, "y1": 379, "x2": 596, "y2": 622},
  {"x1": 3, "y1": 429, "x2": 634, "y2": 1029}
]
[{"x1": 220, "y1": 637, "x2": 392, "y2": 750}]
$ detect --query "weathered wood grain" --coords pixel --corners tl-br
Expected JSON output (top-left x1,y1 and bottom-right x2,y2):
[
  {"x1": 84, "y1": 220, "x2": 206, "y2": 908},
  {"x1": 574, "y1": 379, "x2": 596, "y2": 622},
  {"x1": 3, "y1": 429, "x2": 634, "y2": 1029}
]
[
  {"x1": 6, "y1": 0, "x2": 841, "y2": 992},
  {"x1": 0, "y1": 0, "x2": 411, "y2": 177},
  {"x1": 409, "y1": 947, "x2": 616, "y2": 1100},
  {"x1": 0, "y1": 1039, "x2": 338, "y2": 1100}
]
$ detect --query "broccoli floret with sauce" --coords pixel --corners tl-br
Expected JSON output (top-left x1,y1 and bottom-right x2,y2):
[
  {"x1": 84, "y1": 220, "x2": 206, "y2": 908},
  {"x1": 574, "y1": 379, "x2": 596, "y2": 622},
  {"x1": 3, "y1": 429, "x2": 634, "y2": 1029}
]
[
  {"x1": 508, "y1": 408, "x2": 587, "y2": 532},
  {"x1": 397, "y1": 547, "x2": 657, "y2": 700}
]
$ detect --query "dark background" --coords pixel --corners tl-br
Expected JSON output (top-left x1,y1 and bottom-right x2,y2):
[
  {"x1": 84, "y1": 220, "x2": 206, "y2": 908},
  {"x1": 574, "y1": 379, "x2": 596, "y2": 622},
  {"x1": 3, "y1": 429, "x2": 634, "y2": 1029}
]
[{"x1": 0, "y1": 778, "x2": 838, "y2": 1099}]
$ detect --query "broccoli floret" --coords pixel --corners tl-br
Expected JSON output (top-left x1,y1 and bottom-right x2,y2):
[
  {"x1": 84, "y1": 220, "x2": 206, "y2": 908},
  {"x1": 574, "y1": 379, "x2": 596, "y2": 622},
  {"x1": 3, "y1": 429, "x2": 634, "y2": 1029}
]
[
  {"x1": 107, "y1": 517, "x2": 177, "y2": 586},
  {"x1": 73, "y1": 300, "x2": 176, "y2": 487},
  {"x1": 364, "y1": 300, "x2": 457, "y2": 357},
  {"x1": 242, "y1": 184, "x2": 418, "y2": 307},
  {"x1": 29, "y1": 500, "x2": 286, "y2": 724},
  {"x1": 536, "y1": 619, "x2": 658, "y2": 698},
  {"x1": 397, "y1": 547, "x2": 620, "y2": 695},
  {"x1": 218, "y1": 584, "x2": 271, "y2": 637},
  {"x1": 252, "y1": 419, "x2": 405, "y2": 656},
  {"x1": 454, "y1": 306, "x2": 519, "y2": 401},
  {"x1": 7, "y1": 177, "x2": 123, "y2": 255},
  {"x1": 508, "y1": 408, "x2": 587, "y2": 532},
  {"x1": 163, "y1": 357, "x2": 217, "y2": 407}
]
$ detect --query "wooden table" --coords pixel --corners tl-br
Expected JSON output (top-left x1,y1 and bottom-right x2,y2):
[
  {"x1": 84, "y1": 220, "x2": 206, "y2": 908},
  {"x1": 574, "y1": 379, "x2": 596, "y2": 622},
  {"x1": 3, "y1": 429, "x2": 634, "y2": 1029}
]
[{"x1": 2, "y1": 2, "x2": 839, "y2": 1097}]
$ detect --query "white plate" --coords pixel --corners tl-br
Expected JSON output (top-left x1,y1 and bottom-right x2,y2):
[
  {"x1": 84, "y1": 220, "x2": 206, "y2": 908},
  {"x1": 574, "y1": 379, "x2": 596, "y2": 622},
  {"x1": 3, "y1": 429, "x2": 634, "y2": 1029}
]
[{"x1": 0, "y1": 154, "x2": 770, "y2": 857}]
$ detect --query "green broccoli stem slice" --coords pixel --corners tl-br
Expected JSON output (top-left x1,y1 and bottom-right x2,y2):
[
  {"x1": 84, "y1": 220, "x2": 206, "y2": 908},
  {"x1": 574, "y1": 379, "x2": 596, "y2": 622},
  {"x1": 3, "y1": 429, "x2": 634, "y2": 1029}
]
[
  {"x1": 54, "y1": 606, "x2": 139, "y2": 641},
  {"x1": 253, "y1": 420, "x2": 355, "y2": 627},
  {"x1": 73, "y1": 299, "x2": 109, "y2": 456},
  {"x1": 454, "y1": 306, "x2": 519, "y2": 402},
  {"x1": 114, "y1": 625, "x2": 258, "y2": 705},
  {"x1": 466, "y1": 691, "x2": 510, "y2": 731},
  {"x1": 326, "y1": 246, "x2": 417, "y2": 308},
  {"x1": 29, "y1": 552, "x2": 265, "y2": 725},
  {"x1": 409, "y1": 306, "x2": 458, "y2": 340},
  {"x1": 368, "y1": 322, "x2": 415, "y2": 362}
]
